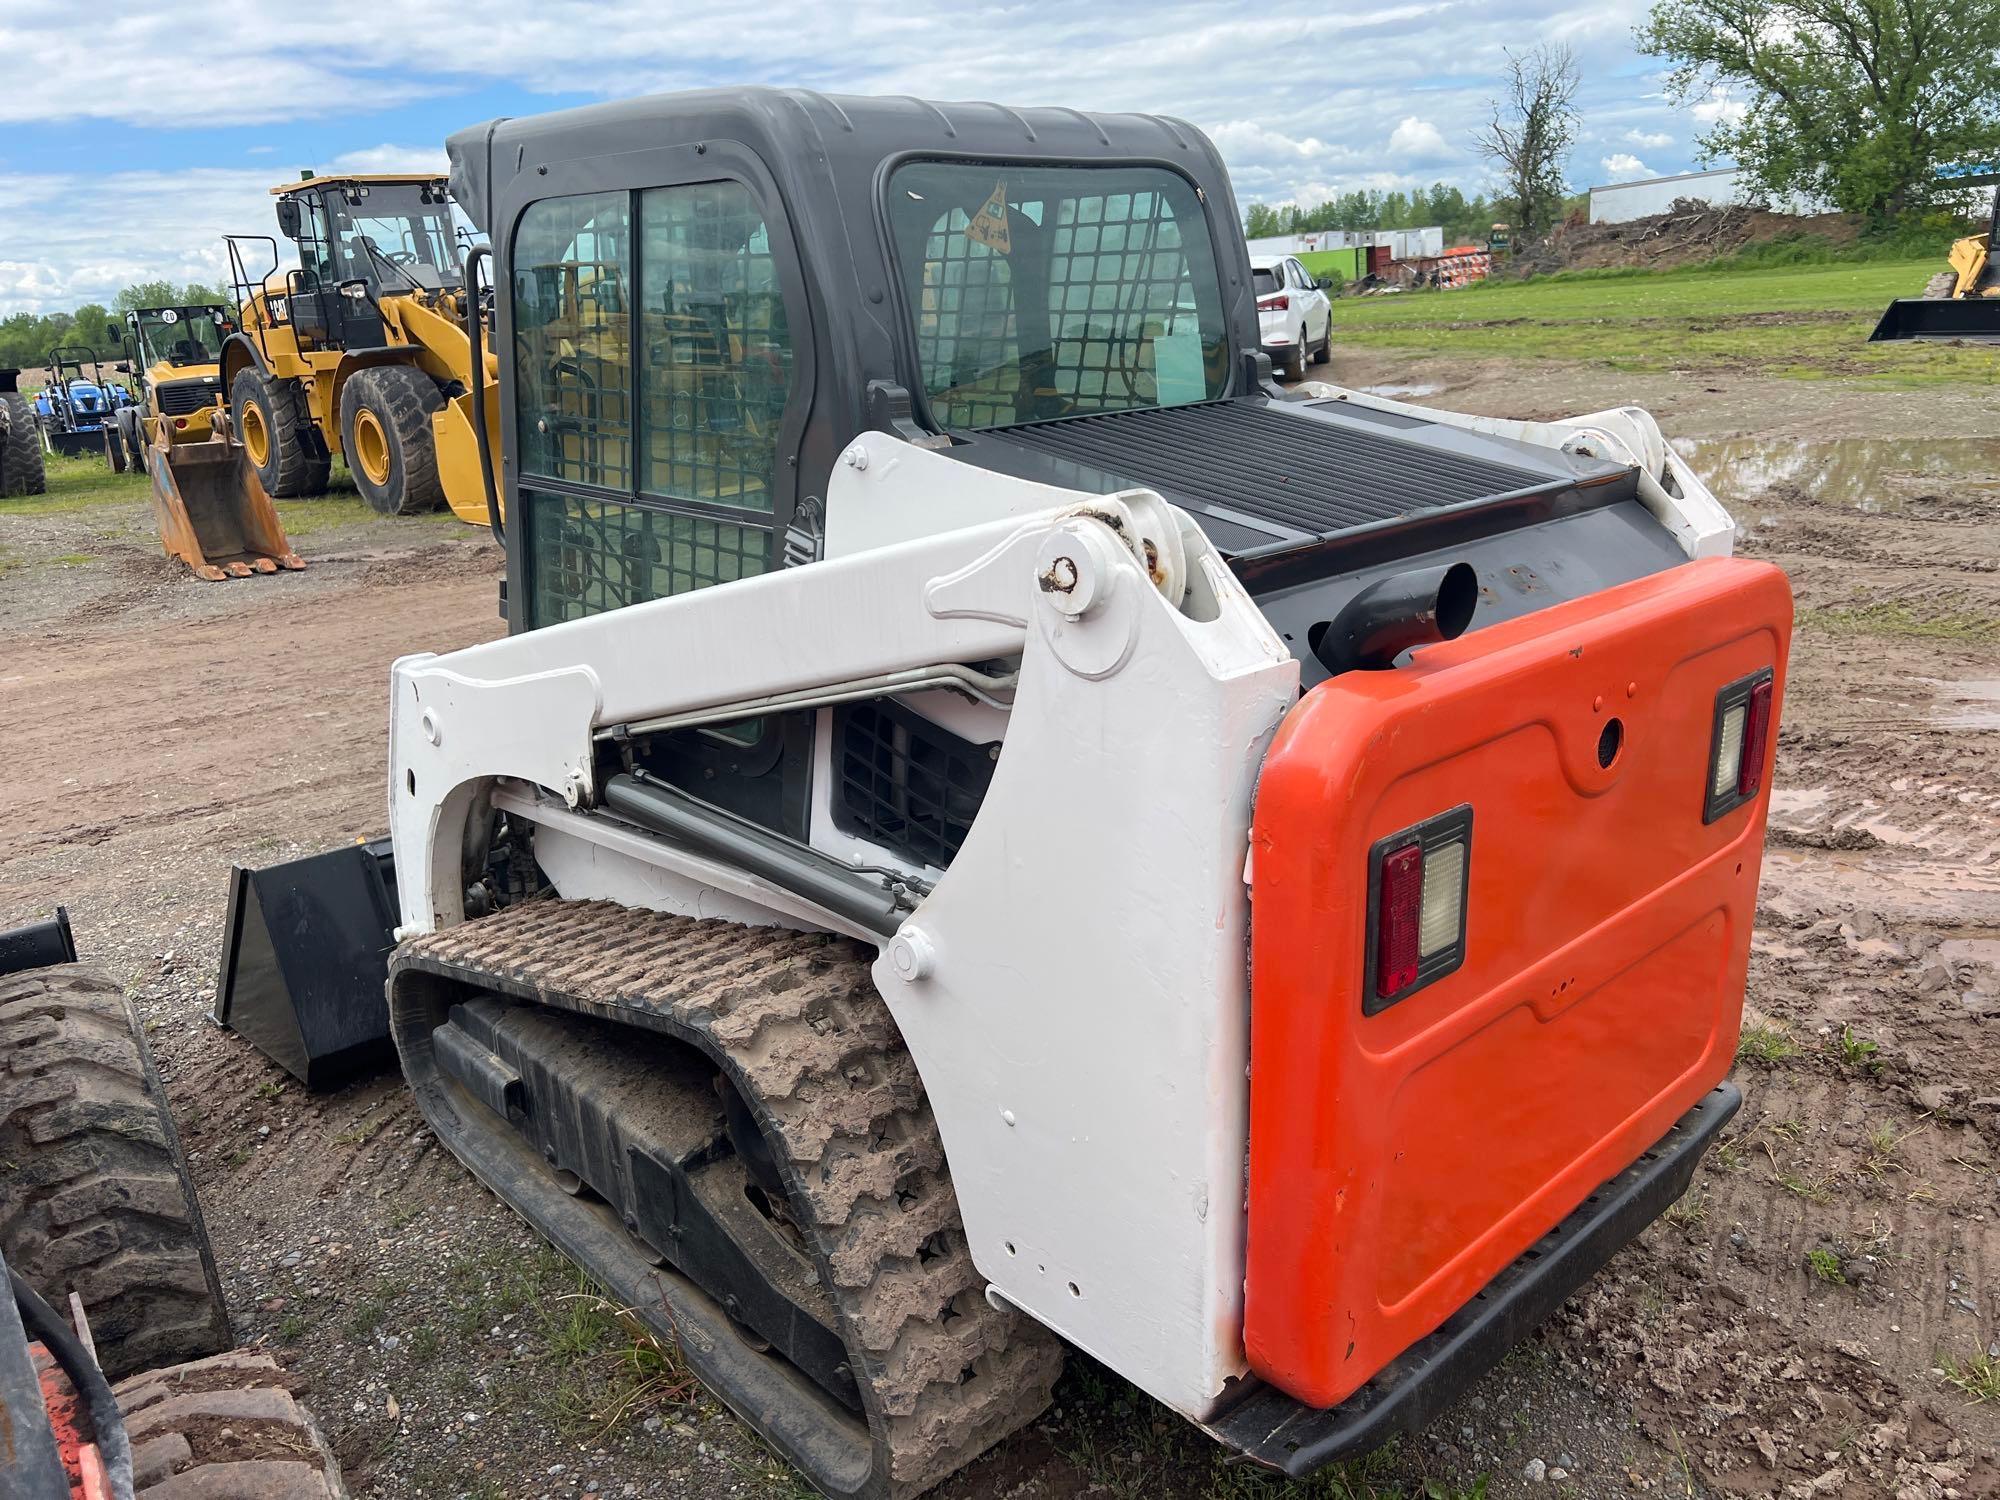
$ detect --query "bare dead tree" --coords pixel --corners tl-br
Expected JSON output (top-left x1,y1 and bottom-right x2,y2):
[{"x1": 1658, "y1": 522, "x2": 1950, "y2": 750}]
[{"x1": 1475, "y1": 43, "x2": 1582, "y2": 242}]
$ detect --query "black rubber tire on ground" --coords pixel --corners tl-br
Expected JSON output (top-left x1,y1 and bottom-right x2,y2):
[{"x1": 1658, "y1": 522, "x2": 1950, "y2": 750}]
[
  {"x1": 338, "y1": 365, "x2": 446, "y2": 516},
  {"x1": 1, "y1": 391, "x2": 48, "y2": 497},
  {"x1": 1313, "y1": 318, "x2": 1332, "y2": 365},
  {"x1": 231, "y1": 367, "x2": 323, "y2": 499},
  {"x1": 117, "y1": 1349, "x2": 350, "y2": 1497},
  {"x1": 0, "y1": 964, "x2": 232, "y2": 1382},
  {"x1": 1282, "y1": 333, "x2": 1308, "y2": 382},
  {"x1": 104, "y1": 417, "x2": 129, "y2": 473}
]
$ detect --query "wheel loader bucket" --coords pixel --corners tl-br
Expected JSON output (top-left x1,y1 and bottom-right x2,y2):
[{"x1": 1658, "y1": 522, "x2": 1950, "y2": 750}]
[
  {"x1": 1869, "y1": 296, "x2": 2000, "y2": 343},
  {"x1": 144, "y1": 422, "x2": 306, "y2": 580}
]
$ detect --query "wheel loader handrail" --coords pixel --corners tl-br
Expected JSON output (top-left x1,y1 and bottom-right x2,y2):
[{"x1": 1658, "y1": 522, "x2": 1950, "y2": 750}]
[
  {"x1": 463, "y1": 244, "x2": 504, "y2": 541},
  {"x1": 224, "y1": 235, "x2": 281, "y2": 365}
]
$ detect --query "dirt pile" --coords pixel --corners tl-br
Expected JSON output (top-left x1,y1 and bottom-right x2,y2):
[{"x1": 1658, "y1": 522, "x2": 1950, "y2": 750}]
[{"x1": 1510, "y1": 202, "x2": 1865, "y2": 276}]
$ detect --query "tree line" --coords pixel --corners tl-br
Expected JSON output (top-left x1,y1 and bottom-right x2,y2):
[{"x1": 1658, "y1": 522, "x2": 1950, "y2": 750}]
[
  {"x1": 1244, "y1": 185, "x2": 1506, "y2": 246},
  {"x1": 0, "y1": 281, "x2": 227, "y2": 374}
]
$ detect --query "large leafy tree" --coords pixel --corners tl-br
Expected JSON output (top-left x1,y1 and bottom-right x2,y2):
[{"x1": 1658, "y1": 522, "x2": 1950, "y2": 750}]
[{"x1": 1638, "y1": 0, "x2": 2000, "y2": 221}]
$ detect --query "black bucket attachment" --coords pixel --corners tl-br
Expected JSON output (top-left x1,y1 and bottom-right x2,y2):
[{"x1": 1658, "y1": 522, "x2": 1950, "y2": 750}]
[
  {"x1": 215, "y1": 839, "x2": 399, "y2": 1089},
  {"x1": 0, "y1": 907, "x2": 77, "y2": 977},
  {"x1": 1869, "y1": 297, "x2": 2000, "y2": 343}
]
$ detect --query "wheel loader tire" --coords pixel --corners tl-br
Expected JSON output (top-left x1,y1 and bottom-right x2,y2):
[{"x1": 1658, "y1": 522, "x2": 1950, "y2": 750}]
[
  {"x1": 232, "y1": 368, "x2": 321, "y2": 499},
  {"x1": 1921, "y1": 271, "x2": 1958, "y2": 299},
  {"x1": 339, "y1": 366, "x2": 445, "y2": 516},
  {"x1": 105, "y1": 417, "x2": 129, "y2": 474},
  {"x1": 117, "y1": 1349, "x2": 349, "y2": 1497},
  {"x1": 0, "y1": 965, "x2": 232, "y2": 1381},
  {"x1": 1, "y1": 390, "x2": 48, "y2": 496}
]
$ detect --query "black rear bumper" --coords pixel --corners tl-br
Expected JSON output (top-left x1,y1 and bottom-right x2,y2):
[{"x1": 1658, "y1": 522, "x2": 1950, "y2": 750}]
[{"x1": 1205, "y1": 1082, "x2": 1740, "y2": 1475}]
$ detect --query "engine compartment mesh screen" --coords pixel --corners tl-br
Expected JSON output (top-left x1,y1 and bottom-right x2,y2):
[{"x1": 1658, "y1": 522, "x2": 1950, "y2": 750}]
[{"x1": 832, "y1": 701, "x2": 996, "y2": 869}]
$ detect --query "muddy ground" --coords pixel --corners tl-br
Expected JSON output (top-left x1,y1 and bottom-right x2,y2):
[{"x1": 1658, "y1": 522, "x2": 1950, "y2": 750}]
[{"x1": 2, "y1": 352, "x2": 1995, "y2": 1500}]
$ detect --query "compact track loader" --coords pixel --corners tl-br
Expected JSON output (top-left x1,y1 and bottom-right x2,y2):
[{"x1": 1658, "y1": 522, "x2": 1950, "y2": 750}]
[
  {"x1": 237, "y1": 88, "x2": 1790, "y2": 1497},
  {"x1": 221, "y1": 173, "x2": 502, "y2": 524},
  {"x1": 1871, "y1": 185, "x2": 2000, "y2": 342}
]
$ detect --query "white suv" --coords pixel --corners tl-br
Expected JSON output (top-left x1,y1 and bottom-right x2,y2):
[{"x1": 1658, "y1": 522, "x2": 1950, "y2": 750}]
[{"x1": 1252, "y1": 254, "x2": 1331, "y2": 381}]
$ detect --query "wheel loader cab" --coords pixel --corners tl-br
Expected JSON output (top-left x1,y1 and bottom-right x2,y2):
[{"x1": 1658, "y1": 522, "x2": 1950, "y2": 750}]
[{"x1": 271, "y1": 176, "x2": 464, "y2": 350}]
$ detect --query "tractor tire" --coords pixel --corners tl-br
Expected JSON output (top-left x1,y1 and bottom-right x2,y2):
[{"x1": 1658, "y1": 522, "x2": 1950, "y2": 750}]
[
  {"x1": 118, "y1": 1350, "x2": 349, "y2": 1497},
  {"x1": 0, "y1": 965, "x2": 232, "y2": 1382},
  {"x1": 231, "y1": 368, "x2": 322, "y2": 499},
  {"x1": 1, "y1": 390, "x2": 48, "y2": 496},
  {"x1": 1921, "y1": 271, "x2": 1958, "y2": 299},
  {"x1": 339, "y1": 365, "x2": 446, "y2": 516}
]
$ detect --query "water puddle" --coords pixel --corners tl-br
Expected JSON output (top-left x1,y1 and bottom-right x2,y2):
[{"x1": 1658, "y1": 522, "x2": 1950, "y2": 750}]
[
  {"x1": 1927, "y1": 679, "x2": 2000, "y2": 732},
  {"x1": 1671, "y1": 436, "x2": 2000, "y2": 514},
  {"x1": 1358, "y1": 383, "x2": 1444, "y2": 399}
]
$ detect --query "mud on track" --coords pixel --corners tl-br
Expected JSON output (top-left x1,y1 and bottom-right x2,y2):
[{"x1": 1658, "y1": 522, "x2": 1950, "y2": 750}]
[{"x1": 1, "y1": 358, "x2": 1995, "y2": 1498}]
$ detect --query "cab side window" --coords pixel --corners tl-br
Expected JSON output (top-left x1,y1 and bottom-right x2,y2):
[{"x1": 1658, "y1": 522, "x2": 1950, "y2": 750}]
[{"x1": 512, "y1": 183, "x2": 797, "y2": 630}]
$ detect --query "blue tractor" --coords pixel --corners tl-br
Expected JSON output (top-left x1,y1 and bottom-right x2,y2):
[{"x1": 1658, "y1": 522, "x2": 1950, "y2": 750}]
[{"x1": 31, "y1": 345, "x2": 134, "y2": 459}]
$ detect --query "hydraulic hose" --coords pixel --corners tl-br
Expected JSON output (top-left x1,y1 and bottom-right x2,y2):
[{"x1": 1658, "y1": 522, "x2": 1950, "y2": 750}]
[
  {"x1": 9, "y1": 1266, "x2": 135, "y2": 1500},
  {"x1": 463, "y1": 244, "x2": 504, "y2": 543}
]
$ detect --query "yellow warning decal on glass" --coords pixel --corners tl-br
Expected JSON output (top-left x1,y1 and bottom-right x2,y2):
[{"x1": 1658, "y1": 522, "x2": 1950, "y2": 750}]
[{"x1": 965, "y1": 181, "x2": 1011, "y2": 253}]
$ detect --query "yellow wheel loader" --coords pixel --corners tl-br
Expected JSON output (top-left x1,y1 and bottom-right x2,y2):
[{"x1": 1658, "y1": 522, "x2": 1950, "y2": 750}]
[
  {"x1": 217, "y1": 89, "x2": 1792, "y2": 1498},
  {"x1": 1870, "y1": 185, "x2": 2000, "y2": 342},
  {"x1": 220, "y1": 173, "x2": 502, "y2": 523},
  {"x1": 105, "y1": 303, "x2": 232, "y2": 471}
]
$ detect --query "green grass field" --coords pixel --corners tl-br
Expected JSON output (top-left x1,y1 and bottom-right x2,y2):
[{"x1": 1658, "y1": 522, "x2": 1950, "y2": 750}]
[{"x1": 1329, "y1": 258, "x2": 1997, "y2": 384}]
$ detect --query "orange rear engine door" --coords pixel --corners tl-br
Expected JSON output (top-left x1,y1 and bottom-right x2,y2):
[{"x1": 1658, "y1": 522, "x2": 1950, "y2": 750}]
[{"x1": 1245, "y1": 555, "x2": 1792, "y2": 1409}]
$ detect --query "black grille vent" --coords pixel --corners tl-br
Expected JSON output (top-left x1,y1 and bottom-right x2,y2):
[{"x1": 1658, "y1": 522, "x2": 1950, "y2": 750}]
[
  {"x1": 988, "y1": 400, "x2": 1557, "y2": 542},
  {"x1": 832, "y1": 701, "x2": 996, "y2": 870},
  {"x1": 155, "y1": 380, "x2": 217, "y2": 416}
]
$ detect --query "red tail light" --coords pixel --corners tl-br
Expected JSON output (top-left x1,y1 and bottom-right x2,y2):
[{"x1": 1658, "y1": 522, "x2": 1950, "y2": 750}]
[
  {"x1": 1258, "y1": 294, "x2": 1289, "y2": 312},
  {"x1": 173, "y1": 417, "x2": 187, "y2": 429},
  {"x1": 1366, "y1": 805, "x2": 1472, "y2": 1011},
  {"x1": 1737, "y1": 678, "x2": 1773, "y2": 796},
  {"x1": 1374, "y1": 844, "x2": 1423, "y2": 1000}
]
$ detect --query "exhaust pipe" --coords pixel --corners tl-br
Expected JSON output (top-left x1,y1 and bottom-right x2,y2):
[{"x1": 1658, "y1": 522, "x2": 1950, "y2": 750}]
[{"x1": 1308, "y1": 561, "x2": 1479, "y2": 675}]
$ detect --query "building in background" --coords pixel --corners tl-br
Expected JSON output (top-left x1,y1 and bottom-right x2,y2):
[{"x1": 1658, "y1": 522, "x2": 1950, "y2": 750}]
[{"x1": 1587, "y1": 168, "x2": 1823, "y2": 224}]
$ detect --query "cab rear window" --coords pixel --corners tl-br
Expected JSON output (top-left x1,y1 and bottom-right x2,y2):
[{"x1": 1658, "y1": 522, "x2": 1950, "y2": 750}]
[{"x1": 886, "y1": 159, "x2": 1231, "y2": 430}]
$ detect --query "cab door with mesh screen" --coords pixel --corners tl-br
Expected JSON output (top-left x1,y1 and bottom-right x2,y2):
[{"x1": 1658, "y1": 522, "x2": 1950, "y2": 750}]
[{"x1": 508, "y1": 174, "x2": 811, "y2": 835}]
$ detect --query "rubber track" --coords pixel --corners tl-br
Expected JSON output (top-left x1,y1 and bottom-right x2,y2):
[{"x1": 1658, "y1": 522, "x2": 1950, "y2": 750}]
[
  {"x1": 397, "y1": 899, "x2": 1063, "y2": 1497},
  {"x1": 340, "y1": 366, "x2": 445, "y2": 515},
  {"x1": 116, "y1": 1349, "x2": 349, "y2": 1497},
  {"x1": 0, "y1": 966, "x2": 232, "y2": 1380},
  {"x1": 1, "y1": 390, "x2": 48, "y2": 496}
]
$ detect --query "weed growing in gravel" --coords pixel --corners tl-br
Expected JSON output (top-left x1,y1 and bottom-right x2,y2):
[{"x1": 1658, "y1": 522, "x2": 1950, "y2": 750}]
[
  {"x1": 1664, "y1": 1190, "x2": 1708, "y2": 1230},
  {"x1": 1806, "y1": 1248, "x2": 1847, "y2": 1284},
  {"x1": 1940, "y1": 1351, "x2": 2000, "y2": 1404},
  {"x1": 1777, "y1": 1169, "x2": 1834, "y2": 1204},
  {"x1": 276, "y1": 1313, "x2": 307, "y2": 1342},
  {"x1": 344, "y1": 1278, "x2": 411, "y2": 1339},
  {"x1": 253, "y1": 1079, "x2": 285, "y2": 1100},
  {"x1": 1737, "y1": 1024, "x2": 1796, "y2": 1064},
  {"x1": 1831, "y1": 1026, "x2": 1881, "y2": 1072}
]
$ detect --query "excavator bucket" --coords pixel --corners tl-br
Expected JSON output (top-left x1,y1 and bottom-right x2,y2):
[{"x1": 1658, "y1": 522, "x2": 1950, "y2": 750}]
[
  {"x1": 1869, "y1": 296, "x2": 2000, "y2": 342},
  {"x1": 144, "y1": 419, "x2": 306, "y2": 580}
]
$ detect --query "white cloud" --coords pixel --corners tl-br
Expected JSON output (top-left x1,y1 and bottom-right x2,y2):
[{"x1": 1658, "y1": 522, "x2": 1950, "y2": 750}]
[
  {"x1": 0, "y1": 0, "x2": 1712, "y2": 309},
  {"x1": 327, "y1": 144, "x2": 452, "y2": 175},
  {"x1": 1388, "y1": 117, "x2": 1453, "y2": 162},
  {"x1": 1601, "y1": 153, "x2": 1653, "y2": 181}
]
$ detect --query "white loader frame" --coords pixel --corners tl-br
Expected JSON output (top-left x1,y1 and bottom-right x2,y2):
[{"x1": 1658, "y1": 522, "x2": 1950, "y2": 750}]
[{"x1": 386, "y1": 402, "x2": 1731, "y2": 1419}]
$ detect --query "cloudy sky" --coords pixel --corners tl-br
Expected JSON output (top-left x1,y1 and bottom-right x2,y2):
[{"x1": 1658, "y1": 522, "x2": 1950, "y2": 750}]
[{"x1": 0, "y1": 0, "x2": 1714, "y2": 315}]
